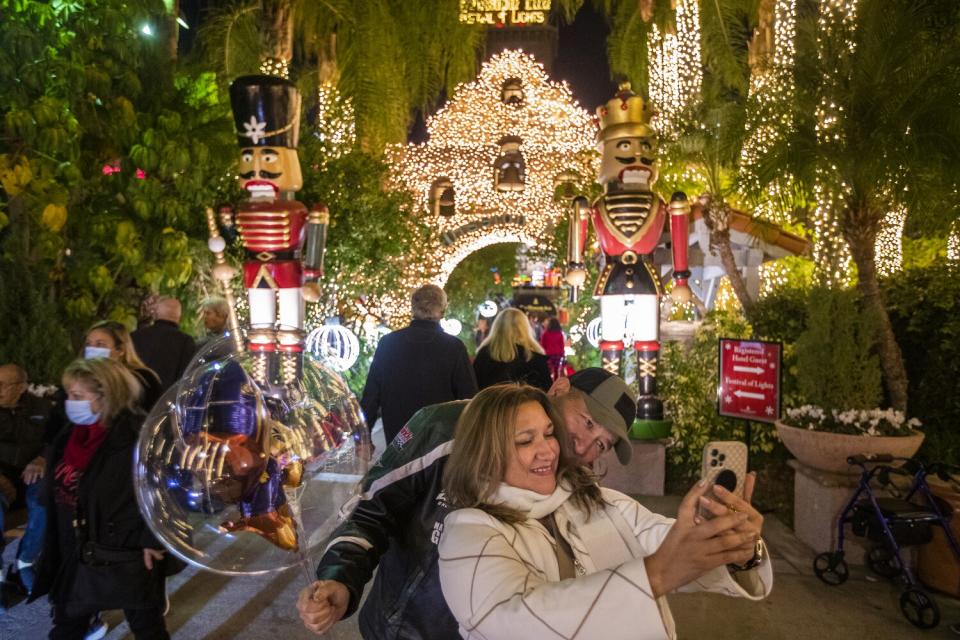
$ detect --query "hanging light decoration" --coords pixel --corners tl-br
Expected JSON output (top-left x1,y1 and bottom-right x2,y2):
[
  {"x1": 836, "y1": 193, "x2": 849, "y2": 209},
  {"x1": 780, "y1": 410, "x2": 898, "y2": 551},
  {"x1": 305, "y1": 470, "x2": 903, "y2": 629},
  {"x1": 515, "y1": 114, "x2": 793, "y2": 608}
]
[
  {"x1": 305, "y1": 323, "x2": 361, "y2": 372},
  {"x1": 478, "y1": 300, "x2": 499, "y2": 318},
  {"x1": 440, "y1": 318, "x2": 463, "y2": 336}
]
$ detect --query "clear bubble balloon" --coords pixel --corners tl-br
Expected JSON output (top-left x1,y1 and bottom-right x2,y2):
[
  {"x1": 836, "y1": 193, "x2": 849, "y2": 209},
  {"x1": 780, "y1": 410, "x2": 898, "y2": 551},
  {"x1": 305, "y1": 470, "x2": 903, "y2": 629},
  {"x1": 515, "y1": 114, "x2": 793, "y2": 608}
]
[{"x1": 135, "y1": 351, "x2": 371, "y2": 575}]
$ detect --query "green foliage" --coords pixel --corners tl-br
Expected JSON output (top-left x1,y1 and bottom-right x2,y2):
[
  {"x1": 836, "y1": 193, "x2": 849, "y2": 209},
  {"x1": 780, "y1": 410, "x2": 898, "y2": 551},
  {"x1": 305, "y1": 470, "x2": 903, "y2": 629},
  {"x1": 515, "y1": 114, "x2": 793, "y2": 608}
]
[
  {"x1": 444, "y1": 243, "x2": 516, "y2": 355},
  {"x1": 795, "y1": 288, "x2": 882, "y2": 412},
  {"x1": 902, "y1": 236, "x2": 949, "y2": 270},
  {"x1": 0, "y1": 0, "x2": 236, "y2": 381},
  {"x1": 660, "y1": 311, "x2": 778, "y2": 480},
  {"x1": 0, "y1": 260, "x2": 74, "y2": 383},
  {"x1": 883, "y1": 264, "x2": 960, "y2": 463},
  {"x1": 295, "y1": 144, "x2": 428, "y2": 320},
  {"x1": 749, "y1": 282, "x2": 808, "y2": 410}
]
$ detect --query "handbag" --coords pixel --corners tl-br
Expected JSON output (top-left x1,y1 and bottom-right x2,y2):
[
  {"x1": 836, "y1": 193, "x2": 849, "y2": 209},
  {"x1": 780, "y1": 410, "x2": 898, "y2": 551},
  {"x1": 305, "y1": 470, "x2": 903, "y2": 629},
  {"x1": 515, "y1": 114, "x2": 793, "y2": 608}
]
[{"x1": 62, "y1": 541, "x2": 164, "y2": 618}]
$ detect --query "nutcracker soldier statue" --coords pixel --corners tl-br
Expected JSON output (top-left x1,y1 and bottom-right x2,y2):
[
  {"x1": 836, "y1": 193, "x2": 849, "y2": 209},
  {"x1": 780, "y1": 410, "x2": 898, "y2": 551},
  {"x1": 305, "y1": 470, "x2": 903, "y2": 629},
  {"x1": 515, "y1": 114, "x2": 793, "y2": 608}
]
[
  {"x1": 210, "y1": 75, "x2": 329, "y2": 387},
  {"x1": 566, "y1": 82, "x2": 692, "y2": 427}
]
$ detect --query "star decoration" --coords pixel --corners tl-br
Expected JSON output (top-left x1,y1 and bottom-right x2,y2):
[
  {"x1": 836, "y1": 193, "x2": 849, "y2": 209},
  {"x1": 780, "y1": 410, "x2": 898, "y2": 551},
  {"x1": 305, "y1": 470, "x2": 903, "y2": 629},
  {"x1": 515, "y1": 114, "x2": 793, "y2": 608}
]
[
  {"x1": 242, "y1": 116, "x2": 267, "y2": 144},
  {"x1": 724, "y1": 395, "x2": 733, "y2": 404},
  {"x1": 765, "y1": 406, "x2": 775, "y2": 416}
]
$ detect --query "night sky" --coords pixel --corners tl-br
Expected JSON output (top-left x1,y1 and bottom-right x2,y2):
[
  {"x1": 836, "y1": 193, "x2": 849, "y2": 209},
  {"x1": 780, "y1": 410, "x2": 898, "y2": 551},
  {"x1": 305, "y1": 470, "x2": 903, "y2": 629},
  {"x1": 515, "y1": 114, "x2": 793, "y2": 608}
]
[{"x1": 554, "y1": 4, "x2": 616, "y2": 114}]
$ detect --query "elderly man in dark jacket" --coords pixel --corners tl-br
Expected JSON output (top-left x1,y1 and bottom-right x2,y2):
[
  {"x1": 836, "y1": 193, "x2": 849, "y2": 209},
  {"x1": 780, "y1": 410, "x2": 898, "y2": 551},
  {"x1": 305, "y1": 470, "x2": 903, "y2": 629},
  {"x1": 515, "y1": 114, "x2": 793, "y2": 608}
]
[
  {"x1": 0, "y1": 364, "x2": 52, "y2": 600},
  {"x1": 359, "y1": 284, "x2": 477, "y2": 444},
  {"x1": 131, "y1": 296, "x2": 196, "y2": 393}
]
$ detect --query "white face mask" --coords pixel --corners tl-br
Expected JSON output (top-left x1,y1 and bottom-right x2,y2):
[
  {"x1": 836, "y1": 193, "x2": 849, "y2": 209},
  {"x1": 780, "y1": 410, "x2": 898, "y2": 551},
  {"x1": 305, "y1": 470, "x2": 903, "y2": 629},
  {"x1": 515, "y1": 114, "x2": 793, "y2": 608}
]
[
  {"x1": 65, "y1": 399, "x2": 100, "y2": 426},
  {"x1": 84, "y1": 346, "x2": 112, "y2": 360}
]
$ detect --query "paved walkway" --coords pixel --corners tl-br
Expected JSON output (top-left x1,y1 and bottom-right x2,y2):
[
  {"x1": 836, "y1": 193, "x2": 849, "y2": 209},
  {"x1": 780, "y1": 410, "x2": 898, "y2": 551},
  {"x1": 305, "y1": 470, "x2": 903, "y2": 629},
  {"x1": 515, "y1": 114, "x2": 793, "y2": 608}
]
[{"x1": 3, "y1": 493, "x2": 957, "y2": 639}]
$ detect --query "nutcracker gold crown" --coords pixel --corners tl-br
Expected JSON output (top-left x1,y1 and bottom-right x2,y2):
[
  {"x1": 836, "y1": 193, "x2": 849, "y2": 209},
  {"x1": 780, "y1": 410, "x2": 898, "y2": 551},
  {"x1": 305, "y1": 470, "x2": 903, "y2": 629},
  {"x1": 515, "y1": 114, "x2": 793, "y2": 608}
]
[{"x1": 596, "y1": 82, "x2": 653, "y2": 142}]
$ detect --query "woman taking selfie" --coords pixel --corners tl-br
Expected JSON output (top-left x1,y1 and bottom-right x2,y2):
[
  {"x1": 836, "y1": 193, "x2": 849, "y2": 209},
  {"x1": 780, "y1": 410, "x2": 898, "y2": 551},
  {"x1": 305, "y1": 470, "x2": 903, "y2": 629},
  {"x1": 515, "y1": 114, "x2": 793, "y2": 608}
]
[
  {"x1": 472, "y1": 309, "x2": 551, "y2": 391},
  {"x1": 439, "y1": 384, "x2": 772, "y2": 640},
  {"x1": 30, "y1": 358, "x2": 169, "y2": 640}
]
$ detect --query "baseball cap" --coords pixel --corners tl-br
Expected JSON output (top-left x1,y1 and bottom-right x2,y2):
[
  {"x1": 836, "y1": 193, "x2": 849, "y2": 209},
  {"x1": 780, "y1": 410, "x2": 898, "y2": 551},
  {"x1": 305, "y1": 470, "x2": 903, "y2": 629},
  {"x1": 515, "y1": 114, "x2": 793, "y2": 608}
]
[{"x1": 568, "y1": 368, "x2": 637, "y2": 464}]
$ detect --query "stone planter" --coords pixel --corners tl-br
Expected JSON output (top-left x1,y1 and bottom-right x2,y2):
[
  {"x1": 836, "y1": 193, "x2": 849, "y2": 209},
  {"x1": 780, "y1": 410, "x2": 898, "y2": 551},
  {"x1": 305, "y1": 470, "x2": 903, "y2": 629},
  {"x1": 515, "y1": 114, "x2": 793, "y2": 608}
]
[{"x1": 775, "y1": 420, "x2": 924, "y2": 474}]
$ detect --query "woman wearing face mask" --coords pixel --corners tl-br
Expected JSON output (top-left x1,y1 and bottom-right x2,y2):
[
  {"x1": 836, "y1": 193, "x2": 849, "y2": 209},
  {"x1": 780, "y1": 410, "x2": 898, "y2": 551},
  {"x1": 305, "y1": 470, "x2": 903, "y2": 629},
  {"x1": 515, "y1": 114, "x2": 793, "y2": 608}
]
[
  {"x1": 83, "y1": 321, "x2": 162, "y2": 412},
  {"x1": 438, "y1": 385, "x2": 773, "y2": 640},
  {"x1": 29, "y1": 357, "x2": 170, "y2": 639}
]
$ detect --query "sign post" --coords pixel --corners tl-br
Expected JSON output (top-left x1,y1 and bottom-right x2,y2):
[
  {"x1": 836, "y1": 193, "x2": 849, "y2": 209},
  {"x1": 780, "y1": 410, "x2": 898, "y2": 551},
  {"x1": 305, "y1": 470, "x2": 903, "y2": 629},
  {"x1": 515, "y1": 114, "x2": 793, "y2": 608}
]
[{"x1": 718, "y1": 339, "x2": 783, "y2": 454}]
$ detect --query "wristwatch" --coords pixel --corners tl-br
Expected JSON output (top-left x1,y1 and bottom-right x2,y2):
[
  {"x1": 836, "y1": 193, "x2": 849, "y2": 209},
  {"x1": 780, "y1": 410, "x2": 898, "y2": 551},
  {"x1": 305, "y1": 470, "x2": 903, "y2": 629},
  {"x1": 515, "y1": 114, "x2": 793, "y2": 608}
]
[{"x1": 728, "y1": 538, "x2": 765, "y2": 573}]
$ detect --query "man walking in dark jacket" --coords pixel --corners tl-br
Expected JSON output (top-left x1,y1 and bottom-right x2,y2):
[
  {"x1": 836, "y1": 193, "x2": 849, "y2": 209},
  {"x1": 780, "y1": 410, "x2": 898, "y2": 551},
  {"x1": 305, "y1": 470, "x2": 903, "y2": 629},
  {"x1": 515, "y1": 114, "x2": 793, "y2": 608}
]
[
  {"x1": 131, "y1": 296, "x2": 196, "y2": 393},
  {"x1": 298, "y1": 369, "x2": 638, "y2": 639},
  {"x1": 360, "y1": 284, "x2": 477, "y2": 444}
]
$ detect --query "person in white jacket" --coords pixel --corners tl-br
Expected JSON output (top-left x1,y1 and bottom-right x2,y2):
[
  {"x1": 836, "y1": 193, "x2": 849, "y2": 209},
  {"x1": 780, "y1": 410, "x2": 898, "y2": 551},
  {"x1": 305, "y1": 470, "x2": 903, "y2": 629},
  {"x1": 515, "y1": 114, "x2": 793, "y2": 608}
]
[{"x1": 439, "y1": 384, "x2": 772, "y2": 640}]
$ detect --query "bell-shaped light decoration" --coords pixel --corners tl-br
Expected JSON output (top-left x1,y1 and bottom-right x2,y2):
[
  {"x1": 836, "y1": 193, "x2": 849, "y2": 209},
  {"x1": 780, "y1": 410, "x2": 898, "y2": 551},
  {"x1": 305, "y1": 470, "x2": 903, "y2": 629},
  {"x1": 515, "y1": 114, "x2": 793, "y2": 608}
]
[
  {"x1": 493, "y1": 136, "x2": 525, "y2": 193},
  {"x1": 430, "y1": 178, "x2": 456, "y2": 216},
  {"x1": 500, "y1": 78, "x2": 524, "y2": 106}
]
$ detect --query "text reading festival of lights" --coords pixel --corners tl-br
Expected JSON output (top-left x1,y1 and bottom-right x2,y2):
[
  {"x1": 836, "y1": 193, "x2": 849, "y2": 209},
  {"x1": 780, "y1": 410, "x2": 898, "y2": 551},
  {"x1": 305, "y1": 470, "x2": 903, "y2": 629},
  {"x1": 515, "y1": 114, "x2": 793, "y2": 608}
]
[{"x1": 459, "y1": 0, "x2": 552, "y2": 26}]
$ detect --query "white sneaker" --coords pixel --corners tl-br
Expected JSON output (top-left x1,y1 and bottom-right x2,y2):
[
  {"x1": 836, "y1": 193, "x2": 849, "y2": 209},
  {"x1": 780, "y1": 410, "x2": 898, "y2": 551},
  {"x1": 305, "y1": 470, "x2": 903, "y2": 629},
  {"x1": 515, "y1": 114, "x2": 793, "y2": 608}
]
[{"x1": 84, "y1": 613, "x2": 108, "y2": 640}]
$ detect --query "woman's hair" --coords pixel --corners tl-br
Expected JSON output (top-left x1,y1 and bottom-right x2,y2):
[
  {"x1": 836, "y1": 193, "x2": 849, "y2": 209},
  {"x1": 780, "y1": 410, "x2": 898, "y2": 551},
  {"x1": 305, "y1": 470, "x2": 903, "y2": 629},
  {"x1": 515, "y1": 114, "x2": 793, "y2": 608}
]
[
  {"x1": 480, "y1": 308, "x2": 545, "y2": 362},
  {"x1": 62, "y1": 357, "x2": 143, "y2": 424},
  {"x1": 84, "y1": 320, "x2": 151, "y2": 372},
  {"x1": 443, "y1": 384, "x2": 604, "y2": 524},
  {"x1": 545, "y1": 316, "x2": 562, "y2": 332}
]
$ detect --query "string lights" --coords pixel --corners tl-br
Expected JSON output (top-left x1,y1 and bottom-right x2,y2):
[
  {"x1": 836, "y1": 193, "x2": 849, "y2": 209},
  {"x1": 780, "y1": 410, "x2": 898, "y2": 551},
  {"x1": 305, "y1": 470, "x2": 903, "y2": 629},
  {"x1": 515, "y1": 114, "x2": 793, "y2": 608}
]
[
  {"x1": 875, "y1": 202, "x2": 905, "y2": 276},
  {"x1": 740, "y1": 0, "x2": 797, "y2": 227},
  {"x1": 259, "y1": 57, "x2": 290, "y2": 79},
  {"x1": 385, "y1": 50, "x2": 598, "y2": 323},
  {"x1": 647, "y1": 0, "x2": 702, "y2": 137},
  {"x1": 314, "y1": 82, "x2": 356, "y2": 160},
  {"x1": 948, "y1": 220, "x2": 960, "y2": 262},
  {"x1": 811, "y1": 0, "x2": 859, "y2": 286}
]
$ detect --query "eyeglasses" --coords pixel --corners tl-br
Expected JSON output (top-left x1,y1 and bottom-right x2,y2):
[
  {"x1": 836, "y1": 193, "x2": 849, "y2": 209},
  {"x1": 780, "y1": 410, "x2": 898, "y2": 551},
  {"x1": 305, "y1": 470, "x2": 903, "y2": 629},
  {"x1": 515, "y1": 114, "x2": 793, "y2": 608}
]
[{"x1": 0, "y1": 381, "x2": 25, "y2": 389}]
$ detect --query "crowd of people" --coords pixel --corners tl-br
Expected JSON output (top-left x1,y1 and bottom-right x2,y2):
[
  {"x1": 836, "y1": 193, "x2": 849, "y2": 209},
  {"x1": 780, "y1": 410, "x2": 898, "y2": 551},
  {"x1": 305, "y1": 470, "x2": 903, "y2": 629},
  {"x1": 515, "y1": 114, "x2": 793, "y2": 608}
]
[
  {"x1": 2, "y1": 285, "x2": 773, "y2": 639},
  {"x1": 0, "y1": 295, "x2": 228, "y2": 638}
]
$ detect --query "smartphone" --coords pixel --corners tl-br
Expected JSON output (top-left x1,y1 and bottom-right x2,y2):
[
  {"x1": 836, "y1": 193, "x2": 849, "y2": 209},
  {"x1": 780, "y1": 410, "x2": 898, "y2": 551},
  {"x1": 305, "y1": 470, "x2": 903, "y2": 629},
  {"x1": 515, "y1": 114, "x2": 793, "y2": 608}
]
[{"x1": 699, "y1": 441, "x2": 748, "y2": 520}]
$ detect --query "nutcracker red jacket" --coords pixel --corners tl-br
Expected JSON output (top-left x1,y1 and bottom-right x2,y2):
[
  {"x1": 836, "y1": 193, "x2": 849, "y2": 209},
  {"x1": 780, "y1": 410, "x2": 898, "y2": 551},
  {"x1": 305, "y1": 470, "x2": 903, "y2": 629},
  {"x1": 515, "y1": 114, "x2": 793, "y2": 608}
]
[{"x1": 359, "y1": 319, "x2": 477, "y2": 444}]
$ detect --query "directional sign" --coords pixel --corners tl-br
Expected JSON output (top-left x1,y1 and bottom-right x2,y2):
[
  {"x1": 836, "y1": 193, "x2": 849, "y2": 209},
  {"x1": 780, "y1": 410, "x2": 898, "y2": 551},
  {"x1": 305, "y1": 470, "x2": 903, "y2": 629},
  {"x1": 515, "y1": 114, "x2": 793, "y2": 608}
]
[{"x1": 718, "y1": 338, "x2": 782, "y2": 422}]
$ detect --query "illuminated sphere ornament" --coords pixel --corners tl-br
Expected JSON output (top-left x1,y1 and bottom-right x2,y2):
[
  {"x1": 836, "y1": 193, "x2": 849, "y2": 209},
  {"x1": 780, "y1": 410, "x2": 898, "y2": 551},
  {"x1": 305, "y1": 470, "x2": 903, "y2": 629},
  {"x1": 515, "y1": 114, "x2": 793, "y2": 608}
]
[
  {"x1": 440, "y1": 318, "x2": 463, "y2": 336},
  {"x1": 134, "y1": 352, "x2": 369, "y2": 575},
  {"x1": 478, "y1": 300, "x2": 499, "y2": 318},
  {"x1": 306, "y1": 323, "x2": 361, "y2": 373},
  {"x1": 586, "y1": 318, "x2": 602, "y2": 348}
]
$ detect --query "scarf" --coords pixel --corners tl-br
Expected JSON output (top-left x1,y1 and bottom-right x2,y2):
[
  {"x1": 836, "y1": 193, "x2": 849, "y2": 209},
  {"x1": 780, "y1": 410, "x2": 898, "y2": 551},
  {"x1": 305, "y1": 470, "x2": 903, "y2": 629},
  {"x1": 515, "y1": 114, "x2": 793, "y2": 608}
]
[{"x1": 54, "y1": 422, "x2": 108, "y2": 507}]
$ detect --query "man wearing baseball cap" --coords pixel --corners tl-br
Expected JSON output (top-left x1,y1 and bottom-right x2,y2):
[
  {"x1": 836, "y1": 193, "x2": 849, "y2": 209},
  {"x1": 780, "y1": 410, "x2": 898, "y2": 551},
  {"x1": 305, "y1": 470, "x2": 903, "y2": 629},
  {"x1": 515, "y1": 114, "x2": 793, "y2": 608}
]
[{"x1": 298, "y1": 368, "x2": 637, "y2": 638}]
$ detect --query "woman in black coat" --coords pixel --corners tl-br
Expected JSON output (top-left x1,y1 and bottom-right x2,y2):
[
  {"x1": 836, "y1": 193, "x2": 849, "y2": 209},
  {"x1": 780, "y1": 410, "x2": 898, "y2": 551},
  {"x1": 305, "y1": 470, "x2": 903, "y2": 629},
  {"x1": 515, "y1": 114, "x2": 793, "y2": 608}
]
[
  {"x1": 473, "y1": 308, "x2": 552, "y2": 391},
  {"x1": 30, "y1": 358, "x2": 171, "y2": 640}
]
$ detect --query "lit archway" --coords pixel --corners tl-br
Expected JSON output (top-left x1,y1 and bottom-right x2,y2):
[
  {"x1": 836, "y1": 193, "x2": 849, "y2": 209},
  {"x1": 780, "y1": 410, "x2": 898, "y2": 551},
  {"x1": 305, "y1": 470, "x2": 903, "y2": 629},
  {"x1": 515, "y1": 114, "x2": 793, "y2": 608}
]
[{"x1": 379, "y1": 50, "x2": 598, "y2": 324}]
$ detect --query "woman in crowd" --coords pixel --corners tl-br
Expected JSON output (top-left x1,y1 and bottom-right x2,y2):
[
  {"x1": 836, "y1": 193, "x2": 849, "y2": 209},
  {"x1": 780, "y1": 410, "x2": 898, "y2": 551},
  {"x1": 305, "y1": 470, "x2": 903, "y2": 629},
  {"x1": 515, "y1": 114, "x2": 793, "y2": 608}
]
[
  {"x1": 472, "y1": 309, "x2": 552, "y2": 391},
  {"x1": 538, "y1": 316, "x2": 566, "y2": 380},
  {"x1": 83, "y1": 320, "x2": 162, "y2": 412},
  {"x1": 30, "y1": 358, "x2": 170, "y2": 640},
  {"x1": 439, "y1": 384, "x2": 772, "y2": 640}
]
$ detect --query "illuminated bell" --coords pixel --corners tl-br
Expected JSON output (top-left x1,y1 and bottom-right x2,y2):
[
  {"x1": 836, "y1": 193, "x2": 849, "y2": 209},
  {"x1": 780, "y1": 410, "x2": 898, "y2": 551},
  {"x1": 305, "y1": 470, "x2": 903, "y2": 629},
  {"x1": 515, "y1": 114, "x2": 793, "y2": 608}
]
[
  {"x1": 500, "y1": 78, "x2": 524, "y2": 106},
  {"x1": 497, "y1": 164, "x2": 524, "y2": 192},
  {"x1": 439, "y1": 187, "x2": 455, "y2": 207},
  {"x1": 430, "y1": 178, "x2": 456, "y2": 216}
]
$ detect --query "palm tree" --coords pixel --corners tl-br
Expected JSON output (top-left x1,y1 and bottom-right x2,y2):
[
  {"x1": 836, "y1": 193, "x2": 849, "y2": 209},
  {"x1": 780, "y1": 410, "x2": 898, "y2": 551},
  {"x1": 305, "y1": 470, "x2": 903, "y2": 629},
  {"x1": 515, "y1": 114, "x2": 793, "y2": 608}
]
[
  {"x1": 198, "y1": 0, "x2": 486, "y2": 151},
  {"x1": 604, "y1": 0, "x2": 775, "y2": 320},
  {"x1": 780, "y1": 0, "x2": 960, "y2": 411}
]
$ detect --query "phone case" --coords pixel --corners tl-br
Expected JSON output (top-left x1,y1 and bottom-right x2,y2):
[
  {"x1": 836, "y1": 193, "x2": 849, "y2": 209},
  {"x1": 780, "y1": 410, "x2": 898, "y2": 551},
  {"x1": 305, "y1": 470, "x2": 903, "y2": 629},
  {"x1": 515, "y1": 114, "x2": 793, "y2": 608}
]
[{"x1": 701, "y1": 441, "x2": 748, "y2": 498}]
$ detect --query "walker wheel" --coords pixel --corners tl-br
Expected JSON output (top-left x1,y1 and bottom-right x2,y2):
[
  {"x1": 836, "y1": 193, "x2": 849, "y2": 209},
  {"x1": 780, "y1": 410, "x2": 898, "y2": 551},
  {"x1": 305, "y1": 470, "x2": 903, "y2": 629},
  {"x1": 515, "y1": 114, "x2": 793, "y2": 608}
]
[
  {"x1": 900, "y1": 588, "x2": 940, "y2": 629},
  {"x1": 866, "y1": 545, "x2": 903, "y2": 579},
  {"x1": 813, "y1": 551, "x2": 849, "y2": 586}
]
